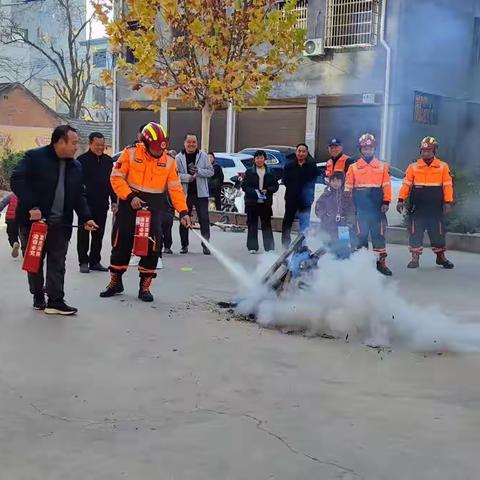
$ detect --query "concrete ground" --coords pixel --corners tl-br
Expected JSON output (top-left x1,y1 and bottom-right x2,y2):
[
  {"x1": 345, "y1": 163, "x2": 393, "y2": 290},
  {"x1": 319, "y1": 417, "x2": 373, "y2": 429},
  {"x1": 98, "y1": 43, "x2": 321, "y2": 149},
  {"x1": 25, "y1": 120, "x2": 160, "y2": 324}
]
[{"x1": 1, "y1": 217, "x2": 480, "y2": 480}]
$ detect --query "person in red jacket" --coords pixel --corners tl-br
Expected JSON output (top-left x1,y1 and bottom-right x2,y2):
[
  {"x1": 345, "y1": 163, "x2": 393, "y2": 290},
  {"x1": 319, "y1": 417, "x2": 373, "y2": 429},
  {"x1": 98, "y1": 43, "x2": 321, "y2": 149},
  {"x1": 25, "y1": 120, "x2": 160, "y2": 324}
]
[{"x1": 0, "y1": 192, "x2": 20, "y2": 257}]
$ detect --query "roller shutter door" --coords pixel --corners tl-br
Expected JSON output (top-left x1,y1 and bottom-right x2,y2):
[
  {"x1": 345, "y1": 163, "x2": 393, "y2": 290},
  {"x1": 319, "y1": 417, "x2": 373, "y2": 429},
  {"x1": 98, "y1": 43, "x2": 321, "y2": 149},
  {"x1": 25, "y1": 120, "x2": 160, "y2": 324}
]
[
  {"x1": 236, "y1": 108, "x2": 306, "y2": 150},
  {"x1": 168, "y1": 109, "x2": 226, "y2": 152},
  {"x1": 316, "y1": 105, "x2": 381, "y2": 160}
]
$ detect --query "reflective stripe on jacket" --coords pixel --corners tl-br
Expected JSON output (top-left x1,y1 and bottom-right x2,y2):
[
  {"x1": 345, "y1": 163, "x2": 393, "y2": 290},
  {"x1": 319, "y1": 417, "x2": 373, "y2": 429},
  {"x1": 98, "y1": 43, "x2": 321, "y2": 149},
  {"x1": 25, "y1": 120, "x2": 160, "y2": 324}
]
[
  {"x1": 345, "y1": 158, "x2": 392, "y2": 209},
  {"x1": 398, "y1": 158, "x2": 453, "y2": 205},
  {"x1": 111, "y1": 144, "x2": 187, "y2": 213}
]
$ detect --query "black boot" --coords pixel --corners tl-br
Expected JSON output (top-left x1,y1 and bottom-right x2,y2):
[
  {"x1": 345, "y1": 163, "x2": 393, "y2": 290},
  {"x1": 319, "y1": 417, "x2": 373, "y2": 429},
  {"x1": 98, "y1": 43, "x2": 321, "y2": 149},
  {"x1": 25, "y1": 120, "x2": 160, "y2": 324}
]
[
  {"x1": 376, "y1": 254, "x2": 393, "y2": 276},
  {"x1": 407, "y1": 252, "x2": 420, "y2": 269},
  {"x1": 100, "y1": 271, "x2": 124, "y2": 297},
  {"x1": 138, "y1": 273, "x2": 156, "y2": 302},
  {"x1": 436, "y1": 252, "x2": 454, "y2": 269}
]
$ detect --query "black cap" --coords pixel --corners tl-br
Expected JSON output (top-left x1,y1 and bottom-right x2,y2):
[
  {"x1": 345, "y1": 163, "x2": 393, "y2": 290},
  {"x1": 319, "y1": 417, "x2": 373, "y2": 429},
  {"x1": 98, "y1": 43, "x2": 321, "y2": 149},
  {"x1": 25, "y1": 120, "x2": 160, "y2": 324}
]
[{"x1": 328, "y1": 138, "x2": 342, "y2": 147}]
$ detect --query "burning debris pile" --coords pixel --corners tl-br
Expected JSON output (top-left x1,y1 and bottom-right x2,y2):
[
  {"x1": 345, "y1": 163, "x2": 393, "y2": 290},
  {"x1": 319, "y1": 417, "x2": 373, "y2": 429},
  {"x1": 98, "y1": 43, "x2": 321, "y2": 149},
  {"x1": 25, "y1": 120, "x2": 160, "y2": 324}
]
[{"x1": 211, "y1": 233, "x2": 480, "y2": 353}]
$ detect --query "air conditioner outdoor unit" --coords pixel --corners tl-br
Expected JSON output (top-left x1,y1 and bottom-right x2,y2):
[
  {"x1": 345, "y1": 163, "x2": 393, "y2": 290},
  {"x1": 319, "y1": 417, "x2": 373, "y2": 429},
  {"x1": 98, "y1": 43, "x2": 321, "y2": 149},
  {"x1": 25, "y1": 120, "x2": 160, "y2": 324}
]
[{"x1": 303, "y1": 38, "x2": 325, "y2": 57}]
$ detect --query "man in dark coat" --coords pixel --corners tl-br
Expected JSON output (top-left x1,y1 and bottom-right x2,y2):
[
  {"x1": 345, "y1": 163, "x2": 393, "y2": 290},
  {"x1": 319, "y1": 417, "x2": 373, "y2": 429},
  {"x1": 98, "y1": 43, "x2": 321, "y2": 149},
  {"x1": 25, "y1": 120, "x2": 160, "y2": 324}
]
[
  {"x1": 76, "y1": 132, "x2": 117, "y2": 273},
  {"x1": 207, "y1": 152, "x2": 224, "y2": 211},
  {"x1": 281, "y1": 143, "x2": 318, "y2": 248},
  {"x1": 11, "y1": 125, "x2": 97, "y2": 315}
]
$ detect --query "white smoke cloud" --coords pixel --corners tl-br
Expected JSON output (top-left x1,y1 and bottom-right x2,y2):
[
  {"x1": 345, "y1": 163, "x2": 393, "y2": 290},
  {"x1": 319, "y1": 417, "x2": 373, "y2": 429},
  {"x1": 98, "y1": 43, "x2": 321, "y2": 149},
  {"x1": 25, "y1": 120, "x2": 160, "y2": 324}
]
[
  {"x1": 236, "y1": 249, "x2": 480, "y2": 352},
  {"x1": 196, "y1": 226, "x2": 480, "y2": 352}
]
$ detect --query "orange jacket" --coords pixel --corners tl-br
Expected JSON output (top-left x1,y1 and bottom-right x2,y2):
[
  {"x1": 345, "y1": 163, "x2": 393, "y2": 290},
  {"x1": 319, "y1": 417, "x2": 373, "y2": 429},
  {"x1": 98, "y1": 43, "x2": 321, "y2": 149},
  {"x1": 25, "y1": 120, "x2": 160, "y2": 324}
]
[
  {"x1": 345, "y1": 158, "x2": 392, "y2": 204},
  {"x1": 398, "y1": 158, "x2": 453, "y2": 203},
  {"x1": 111, "y1": 144, "x2": 187, "y2": 213},
  {"x1": 326, "y1": 154, "x2": 353, "y2": 177}
]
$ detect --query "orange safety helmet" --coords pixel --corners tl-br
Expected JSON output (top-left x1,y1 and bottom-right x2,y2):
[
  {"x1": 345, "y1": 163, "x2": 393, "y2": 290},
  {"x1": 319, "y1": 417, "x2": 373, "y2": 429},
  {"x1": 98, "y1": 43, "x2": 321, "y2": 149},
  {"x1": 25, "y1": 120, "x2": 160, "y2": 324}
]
[
  {"x1": 358, "y1": 133, "x2": 376, "y2": 148},
  {"x1": 140, "y1": 122, "x2": 169, "y2": 151},
  {"x1": 420, "y1": 136, "x2": 438, "y2": 151}
]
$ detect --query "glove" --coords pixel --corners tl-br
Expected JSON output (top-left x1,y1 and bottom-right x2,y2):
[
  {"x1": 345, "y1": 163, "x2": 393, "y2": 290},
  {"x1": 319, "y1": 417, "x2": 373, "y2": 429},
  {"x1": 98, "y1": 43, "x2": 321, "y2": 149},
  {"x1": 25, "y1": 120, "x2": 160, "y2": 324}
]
[
  {"x1": 381, "y1": 204, "x2": 389, "y2": 214},
  {"x1": 396, "y1": 201, "x2": 404, "y2": 214},
  {"x1": 443, "y1": 203, "x2": 452, "y2": 215}
]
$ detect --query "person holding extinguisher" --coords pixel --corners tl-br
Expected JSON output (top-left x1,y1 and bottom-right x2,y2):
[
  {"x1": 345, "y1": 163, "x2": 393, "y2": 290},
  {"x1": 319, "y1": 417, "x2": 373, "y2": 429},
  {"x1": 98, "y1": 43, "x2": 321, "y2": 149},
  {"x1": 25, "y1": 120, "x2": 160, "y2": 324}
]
[
  {"x1": 100, "y1": 122, "x2": 191, "y2": 302},
  {"x1": 10, "y1": 125, "x2": 98, "y2": 314}
]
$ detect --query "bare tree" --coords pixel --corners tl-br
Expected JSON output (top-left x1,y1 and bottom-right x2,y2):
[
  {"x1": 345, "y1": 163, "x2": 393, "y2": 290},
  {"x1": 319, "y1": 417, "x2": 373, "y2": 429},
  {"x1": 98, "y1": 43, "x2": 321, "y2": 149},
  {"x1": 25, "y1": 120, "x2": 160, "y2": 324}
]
[
  {"x1": 0, "y1": 56, "x2": 47, "y2": 84},
  {"x1": 0, "y1": 0, "x2": 94, "y2": 118}
]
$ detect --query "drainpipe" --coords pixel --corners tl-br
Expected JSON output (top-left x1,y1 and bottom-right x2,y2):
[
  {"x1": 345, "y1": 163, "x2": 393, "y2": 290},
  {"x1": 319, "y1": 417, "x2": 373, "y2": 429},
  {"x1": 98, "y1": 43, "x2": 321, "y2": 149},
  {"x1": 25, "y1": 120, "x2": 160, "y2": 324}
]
[
  {"x1": 225, "y1": 102, "x2": 236, "y2": 153},
  {"x1": 112, "y1": 62, "x2": 119, "y2": 153},
  {"x1": 111, "y1": 0, "x2": 121, "y2": 153},
  {"x1": 379, "y1": 0, "x2": 391, "y2": 162}
]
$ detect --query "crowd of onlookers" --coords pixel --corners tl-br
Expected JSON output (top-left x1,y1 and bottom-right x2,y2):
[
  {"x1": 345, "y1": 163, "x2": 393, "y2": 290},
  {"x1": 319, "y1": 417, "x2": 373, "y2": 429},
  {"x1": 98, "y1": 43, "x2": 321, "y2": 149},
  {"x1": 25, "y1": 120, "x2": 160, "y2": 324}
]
[
  {"x1": 0, "y1": 133, "x2": 392, "y2": 269},
  {"x1": 1, "y1": 128, "x2": 454, "y2": 279}
]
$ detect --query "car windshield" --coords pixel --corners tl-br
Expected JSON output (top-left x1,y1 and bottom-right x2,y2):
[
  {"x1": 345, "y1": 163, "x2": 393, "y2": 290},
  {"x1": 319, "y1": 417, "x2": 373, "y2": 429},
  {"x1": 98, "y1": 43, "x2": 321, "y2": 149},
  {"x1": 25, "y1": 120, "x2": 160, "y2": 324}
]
[
  {"x1": 216, "y1": 157, "x2": 236, "y2": 168},
  {"x1": 241, "y1": 158, "x2": 254, "y2": 168},
  {"x1": 389, "y1": 166, "x2": 404, "y2": 179}
]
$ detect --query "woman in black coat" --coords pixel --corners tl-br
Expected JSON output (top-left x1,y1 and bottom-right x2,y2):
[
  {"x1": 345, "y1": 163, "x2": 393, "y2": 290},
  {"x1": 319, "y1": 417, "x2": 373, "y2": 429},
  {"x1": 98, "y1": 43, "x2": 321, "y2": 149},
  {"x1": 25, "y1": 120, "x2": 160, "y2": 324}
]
[
  {"x1": 207, "y1": 152, "x2": 224, "y2": 211},
  {"x1": 242, "y1": 150, "x2": 279, "y2": 253}
]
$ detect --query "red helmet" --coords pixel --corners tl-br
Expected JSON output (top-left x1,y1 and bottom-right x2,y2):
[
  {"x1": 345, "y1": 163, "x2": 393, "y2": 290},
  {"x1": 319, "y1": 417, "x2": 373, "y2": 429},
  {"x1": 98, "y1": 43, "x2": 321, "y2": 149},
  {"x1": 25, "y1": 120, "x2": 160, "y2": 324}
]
[
  {"x1": 140, "y1": 122, "x2": 169, "y2": 151},
  {"x1": 420, "y1": 136, "x2": 438, "y2": 151},
  {"x1": 358, "y1": 133, "x2": 376, "y2": 148}
]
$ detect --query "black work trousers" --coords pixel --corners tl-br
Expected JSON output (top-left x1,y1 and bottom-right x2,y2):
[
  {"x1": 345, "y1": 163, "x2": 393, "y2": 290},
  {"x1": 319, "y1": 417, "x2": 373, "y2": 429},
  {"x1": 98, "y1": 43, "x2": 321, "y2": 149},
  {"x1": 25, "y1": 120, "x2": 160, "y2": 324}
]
[
  {"x1": 246, "y1": 204, "x2": 275, "y2": 252},
  {"x1": 77, "y1": 207, "x2": 108, "y2": 266},
  {"x1": 156, "y1": 209, "x2": 174, "y2": 252},
  {"x1": 409, "y1": 212, "x2": 446, "y2": 254},
  {"x1": 110, "y1": 201, "x2": 159, "y2": 274},
  {"x1": 20, "y1": 224, "x2": 70, "y2": 302},
  {"x1": 180, "y1": 195, "x2": 210, "y2": 247},
  {"x1": 210, "y1": 191, "x2": 222, "y2": 211},
  {"x1": 6, "y1": 219, "x2": 19, "y2": 247},
  {"x1": 281, "y1": 201, "x2": 311, "y2": 248},
  {"x1": 355, "y1": 210, "x2": 387, "y2": 255}
]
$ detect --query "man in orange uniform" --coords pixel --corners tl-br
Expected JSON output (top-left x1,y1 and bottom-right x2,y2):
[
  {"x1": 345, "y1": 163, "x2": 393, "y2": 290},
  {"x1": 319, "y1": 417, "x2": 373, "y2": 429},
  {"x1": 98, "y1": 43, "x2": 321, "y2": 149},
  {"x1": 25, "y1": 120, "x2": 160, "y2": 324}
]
[
  {"x1": 100, "y1": 122, "x2": 191, "y2": 302},
  {"x1": 345, "y1": 133, "x2": 392, "y2": 276},
  {"x1": 396, "y1": 137, "x2": 454, "y2": 269},
  {"x1": 325, "y1": 138, "x2": 354, "y2": 179}
]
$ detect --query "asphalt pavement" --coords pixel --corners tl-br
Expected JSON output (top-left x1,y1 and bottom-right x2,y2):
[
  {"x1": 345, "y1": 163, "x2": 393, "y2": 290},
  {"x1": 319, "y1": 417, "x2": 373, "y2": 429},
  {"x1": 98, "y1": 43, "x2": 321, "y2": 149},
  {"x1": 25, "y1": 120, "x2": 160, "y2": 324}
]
[{"x1": 1, "y1": 218, "x2": 480, "y2": 480}]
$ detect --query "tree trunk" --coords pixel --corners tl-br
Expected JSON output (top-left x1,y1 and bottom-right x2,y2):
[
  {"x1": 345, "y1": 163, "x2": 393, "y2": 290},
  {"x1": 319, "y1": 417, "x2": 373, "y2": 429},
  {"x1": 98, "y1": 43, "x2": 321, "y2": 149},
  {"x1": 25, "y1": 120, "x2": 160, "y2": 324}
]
[{"x1": 201, "y1": 103, "x2": 213, "y2": 152}]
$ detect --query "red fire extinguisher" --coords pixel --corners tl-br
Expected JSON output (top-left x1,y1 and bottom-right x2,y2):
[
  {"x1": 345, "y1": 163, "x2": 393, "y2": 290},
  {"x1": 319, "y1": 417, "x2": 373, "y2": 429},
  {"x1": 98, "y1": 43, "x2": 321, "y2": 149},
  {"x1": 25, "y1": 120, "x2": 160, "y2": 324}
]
[
  {"x1": 133, "y1": 208, "x2": 151, "y2": 257},
  {"x1": 22, "y1": 221, "x2": 48, "y2": 273}
]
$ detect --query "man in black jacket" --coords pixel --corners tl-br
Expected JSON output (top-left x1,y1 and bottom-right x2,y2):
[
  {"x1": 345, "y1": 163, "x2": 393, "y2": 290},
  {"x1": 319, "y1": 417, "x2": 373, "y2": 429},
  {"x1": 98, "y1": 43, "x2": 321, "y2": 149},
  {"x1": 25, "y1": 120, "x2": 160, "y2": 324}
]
[
  {"x1": 11, "y1": 125, "x2": 98, "y2": 315},
  {"x1": 281, "y1": 143, "x2": 318, "y2": 248},
  {"x1": 76, "y1": 132, "x2": 116, "y2": 273}
]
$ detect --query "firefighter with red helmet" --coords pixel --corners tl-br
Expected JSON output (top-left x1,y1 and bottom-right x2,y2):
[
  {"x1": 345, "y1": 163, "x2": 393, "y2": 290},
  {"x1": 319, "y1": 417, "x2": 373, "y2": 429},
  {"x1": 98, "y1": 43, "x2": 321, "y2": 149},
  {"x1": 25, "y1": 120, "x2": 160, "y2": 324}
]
[
  {"x1": 100, "y1": 122, "x2": 191, "y2": 302},
  {"x1": 397, "y1": 137, "x2": 454, "y2": 269},
  {"x1": 345, "y1": 133, "x2": 393, "y2": 276}
]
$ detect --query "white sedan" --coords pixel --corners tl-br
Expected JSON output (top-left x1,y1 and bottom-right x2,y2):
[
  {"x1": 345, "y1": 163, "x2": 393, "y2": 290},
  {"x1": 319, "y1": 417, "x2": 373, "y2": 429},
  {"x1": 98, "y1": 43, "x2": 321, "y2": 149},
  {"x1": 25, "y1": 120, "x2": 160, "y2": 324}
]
[
  {"x1": 231, "y1": 162, "x2": 405, "y2": 227},
  {"x1": 213, "y1": 152, "x2": 252, "y2": 212}
]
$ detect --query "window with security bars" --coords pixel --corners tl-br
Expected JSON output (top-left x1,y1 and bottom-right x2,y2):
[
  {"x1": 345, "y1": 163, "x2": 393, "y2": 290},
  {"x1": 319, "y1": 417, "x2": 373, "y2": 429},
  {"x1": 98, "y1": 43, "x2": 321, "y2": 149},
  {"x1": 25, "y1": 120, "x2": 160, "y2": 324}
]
[
  {"x1": 276, "y1": 0, "x2": 308, "y2": 30},
  {"x1": 325, "y1": 0, "x2": 380, "y2": 49}
]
